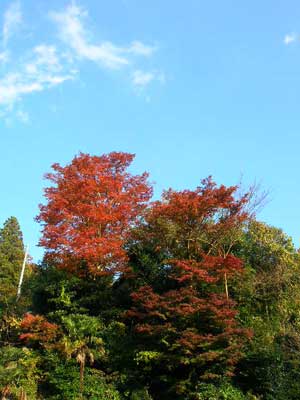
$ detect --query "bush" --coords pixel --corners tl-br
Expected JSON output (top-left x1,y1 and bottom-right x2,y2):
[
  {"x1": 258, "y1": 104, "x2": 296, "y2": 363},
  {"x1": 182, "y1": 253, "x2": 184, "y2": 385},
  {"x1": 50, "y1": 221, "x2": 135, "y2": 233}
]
[
  {"x1": 196, "y1": 382, "x2": 258, "y2": 400},
  {"x1": 41, "y1": 355, "x2": 120, "y2": 400},
  {"x1": 130, "y1": 388, "x2": 153, "y2": 400}
]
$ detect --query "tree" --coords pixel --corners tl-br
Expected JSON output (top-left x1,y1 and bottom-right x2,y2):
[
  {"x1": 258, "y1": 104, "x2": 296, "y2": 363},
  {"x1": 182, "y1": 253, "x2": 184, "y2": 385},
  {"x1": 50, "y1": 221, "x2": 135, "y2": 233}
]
[
  {"x1": 0, "y1": 217, "x2": 25, "y2": 306},
  {"x1": 19, "y1": 313, "x2": 60, "y2": 348},
  {"x1": 0, "y1": 346, "x2": 40, "y2": 400},
  {"x1": 36, "y1": 152, "x2": 152, "y2": 276},
  {"x1": 232, "y1": 221, "x2": 300, "y2": 399},
  {"x1": 58, "y1": 314, "x2": 104, "y2": 397},
  {"x1": 234, "y1": 220, "x2": 299, "y2": 322},
  {"x1": 19, "y1": 313, "x2": 107, "y2": 399},
  {"x1": 125, "y1": 178, "x2": 252, "y2": 398}
]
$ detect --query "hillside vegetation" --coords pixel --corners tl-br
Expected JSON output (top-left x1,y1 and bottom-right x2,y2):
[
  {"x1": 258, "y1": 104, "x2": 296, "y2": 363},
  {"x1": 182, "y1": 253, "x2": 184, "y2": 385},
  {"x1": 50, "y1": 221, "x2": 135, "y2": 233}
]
[{"x1": 1, "y1": 152, "x2": 299, "y2": 400}]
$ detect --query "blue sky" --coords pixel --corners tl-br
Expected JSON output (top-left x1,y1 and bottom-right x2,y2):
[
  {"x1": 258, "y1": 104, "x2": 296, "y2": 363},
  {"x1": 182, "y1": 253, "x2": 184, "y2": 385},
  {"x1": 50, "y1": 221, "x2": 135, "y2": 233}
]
[{"x1": 0, "y1": 0, "x2": 300, "y2": 261}]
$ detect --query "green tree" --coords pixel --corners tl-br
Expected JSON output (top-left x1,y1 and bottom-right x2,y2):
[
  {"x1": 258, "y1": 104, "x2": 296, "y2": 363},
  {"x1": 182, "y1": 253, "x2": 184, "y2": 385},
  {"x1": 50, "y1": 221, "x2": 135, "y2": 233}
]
[
  {"x1": 58, "y1": 314, "x2": 105, "y2": 397},
  {"x1": 233, "y1": 221, "x2": 300, "y2": 399},
  {"x1": 0, "y1": 217, "x2": 25, "y2": 308},
  {"x1": 0, "y1": 346, "x2": 40, "y2": 399}
]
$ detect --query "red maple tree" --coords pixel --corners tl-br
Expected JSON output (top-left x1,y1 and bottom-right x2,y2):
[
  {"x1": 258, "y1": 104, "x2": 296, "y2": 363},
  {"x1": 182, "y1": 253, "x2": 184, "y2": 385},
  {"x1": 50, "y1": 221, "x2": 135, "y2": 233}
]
[
  {"x1": 126, "y1": 178, "x2": 252, "y2": 393},
  {"x1": 36, "y1": 152, "x2": 152, "y2": 275},
  {"x1": 19, "y1": 313, "x2": 59, "y2": 347}
]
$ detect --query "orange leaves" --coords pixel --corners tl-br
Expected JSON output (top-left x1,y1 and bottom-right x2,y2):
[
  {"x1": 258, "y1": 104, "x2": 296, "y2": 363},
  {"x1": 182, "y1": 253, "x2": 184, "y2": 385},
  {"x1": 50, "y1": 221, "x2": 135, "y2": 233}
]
[
  {"x1": 19, "y1": 313, "x2": 59, "y2": 346},
  {"x1": 151, "y1": 176, "x2": 248, "y2": 228},
  {"x1": 35, "y1": 152, "x2": 253, "y2": 384},
  {"x1": 169, "y1": 255, "x2": 243, "y2": 285},
  {"x1": 125, "y1": 177, "x2": 252, "y2": 382},
  {"x1": 145, "y1": 177, "x2": 249, "y2": 262},
  {"x1": 36, "y1": 152, "x2": 152, "y2": 276}
]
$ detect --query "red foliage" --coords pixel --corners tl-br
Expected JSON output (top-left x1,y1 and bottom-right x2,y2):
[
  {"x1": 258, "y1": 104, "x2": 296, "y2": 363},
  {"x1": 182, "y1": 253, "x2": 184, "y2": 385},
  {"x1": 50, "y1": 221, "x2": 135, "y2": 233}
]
[
  {"x1": 170, "y1": 254, "x2": 243, "y2": 284},
  {"x1": 19, "y1": 313, "x2": 59, "y2": 346},
  {"x1": 126, "y1": 178, "x2": 252, "y2": 381},
  {"x1": 36, "y1": 152, "x2": 152, "y2": 275},
  {"x1": 147, "y1": 177, "x2": 249, "y2": 257}
]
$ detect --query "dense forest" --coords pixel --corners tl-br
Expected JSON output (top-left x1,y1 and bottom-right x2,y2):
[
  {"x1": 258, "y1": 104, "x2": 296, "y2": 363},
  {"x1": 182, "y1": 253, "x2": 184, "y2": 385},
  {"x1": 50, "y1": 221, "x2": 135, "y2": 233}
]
[{"x1": 1, "y1": 152, "x2": 300, "y2": 400}]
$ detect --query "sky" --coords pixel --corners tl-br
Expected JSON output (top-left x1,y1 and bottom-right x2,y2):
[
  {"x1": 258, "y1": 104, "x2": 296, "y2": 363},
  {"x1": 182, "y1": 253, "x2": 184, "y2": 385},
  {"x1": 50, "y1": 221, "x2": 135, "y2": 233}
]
[{"x1": 0, "y1": 0, "x2": 300, "y2": 261}]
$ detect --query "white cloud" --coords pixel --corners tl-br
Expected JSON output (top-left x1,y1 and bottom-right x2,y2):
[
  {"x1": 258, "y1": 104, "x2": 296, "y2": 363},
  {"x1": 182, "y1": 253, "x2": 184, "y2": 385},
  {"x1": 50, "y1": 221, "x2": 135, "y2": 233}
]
[
  {"x1": 16, "y1": 109, "x2": 29, "y2": 123},
  {"x1": 132, "y1": 70, "x2": 155, "y2": 87},
  {"x1": 0, "y1": 71, "x2": 74, "y2": 110},
  {"x1": 127, "y1": 41, "x2": 156, "y2": 57},
  {"x1": 0, "y1": 1, "x2": 164, "y2": 120},
  {"x1": 0, "y1": 74, "x2": 43, "y2": 108},
  {"x1": 0, "y1": 51, "x2": 9, "y2": 63},
  {"x1": 25, "y1": 45, "x2": 66, "y2": 76},
  {"x1": 34, "y1": 45, "x2": 62, "y2": 70},
  {"x1": 2, "y1": 1, "x2": 22, "y2": 47},
  {"x1": 132, "y1": 70, "x2": 166, "y2": 88},
  {"x1": 284, "y1": 33, "x2": 297, "y2": 45},
  {"x1": 50, "y1": 3, "x2": 156, "y2": 70},
  {"x1": 0, "y1": 44, "x2": 76, "y2": 112},
  {"x1": 50, "y1": 4, "x2": 128, "y2": 69},
  {"x1": 157, "y1": 72, "x2": 166, "y2": 85}
]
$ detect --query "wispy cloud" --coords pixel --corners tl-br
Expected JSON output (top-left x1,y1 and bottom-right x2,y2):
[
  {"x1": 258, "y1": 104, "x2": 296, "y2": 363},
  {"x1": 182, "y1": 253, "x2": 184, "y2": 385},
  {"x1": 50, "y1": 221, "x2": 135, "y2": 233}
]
[
  {"x1": 132, "y1": 70, "x2": 155, "y2": 87},
  {"x1": 0, "y1": 51, "x2": 9, "y2": 63},
  {"x1": 127, "y1": 41, "x2": 157, "y2": 57},
  {"x1": 25, "y1": 45, "x2": 64, "y2": 76},
  {"x1": 0, "y1": 1, "x2": 164, "y2": 121},
  {"x1": 50, "y1": 3, "x2": 156, "y2": 70},
  {"x1": 132, "y1": 70, "x2": 166, "y2": 88},
  {"x1": 0, "y1": 44, "x2": 76, "y2": 111},
  {"x1": 284, "y1": 33, "x2": 297, "y2": 45},
  {"x1": 2, "y1": 1, "x2": 22, "y2": 47},
  {"x1": 16, "y1": 109, "x2": 29, "y2": 123}
]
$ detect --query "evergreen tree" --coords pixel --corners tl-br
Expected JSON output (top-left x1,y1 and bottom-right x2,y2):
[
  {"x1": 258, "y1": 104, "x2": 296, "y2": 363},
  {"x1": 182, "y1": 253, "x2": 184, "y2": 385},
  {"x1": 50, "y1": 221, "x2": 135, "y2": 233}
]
[{"x1": 0, "y1": 217, "x2": 25, "y2": 306}]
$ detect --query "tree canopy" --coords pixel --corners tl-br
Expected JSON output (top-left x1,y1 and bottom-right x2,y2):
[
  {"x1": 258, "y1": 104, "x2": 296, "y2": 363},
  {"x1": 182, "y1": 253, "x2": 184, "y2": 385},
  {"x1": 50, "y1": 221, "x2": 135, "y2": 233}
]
[
  {"x1": 36, "y1": 152, "x2": 152, "y2": 276},
  {"x1": 0, "y1": 216, "x2": 24, "y2": 307},
  {"x1": 1, "y1": 152, "x2": 300, "y2": 400}
]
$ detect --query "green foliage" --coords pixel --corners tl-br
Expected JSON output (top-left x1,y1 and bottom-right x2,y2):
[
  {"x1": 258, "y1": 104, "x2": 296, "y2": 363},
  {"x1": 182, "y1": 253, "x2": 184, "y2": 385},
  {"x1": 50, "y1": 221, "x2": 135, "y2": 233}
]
[
  {"x1": 234, "y1": 220, "x2": 300, "y2": 322},
  {"x1": 30, "y1": 266, "x2": 82, "y2": 317},
  {"x1": 3, "y1": 172, "x2": 300, "y2": 399},
  {"x1": 0, "y1": 217, "x2": 24, "y2": 266},
  {"x1": 130, "y1": 388, "x2": 153, "y2": 400},
  {"x1": 134, "y1": 351, "x2": 162, "y2": 366},
  {"x1": 30, "y1": 265, "x2": 117, "y2": 320},
  {"x1": 0, "y1": 217, "x2": 25, "y2": 307},
  {"x1": 0, "y1": 346, "x2": 39, "y2": 399},
  {"x1": 41, "y1": 353, "x2": 120, "y2": 399},
  {"x1": 232, "y1": 221, "x2": 300, "y2": 400},
  {"x1": 196, "y1": 382, "x2": 257, "y2": 400}
]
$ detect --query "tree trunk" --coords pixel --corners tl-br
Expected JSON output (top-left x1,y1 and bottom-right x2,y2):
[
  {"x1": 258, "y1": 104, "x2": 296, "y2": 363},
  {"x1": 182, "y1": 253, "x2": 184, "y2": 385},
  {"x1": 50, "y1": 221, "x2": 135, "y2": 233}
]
[
  {"x1": 19, "y1": 388, "x2": 27, "y2": 400},
  {"x1": 1, "y1": 385, "x2": 10, "y2": 400},
  {"x1": 79, "y1": 358, "x2": 85, "y2": 398},
  {"x1": 224, "y1": 272, "x2": 229, "y2": 300}
]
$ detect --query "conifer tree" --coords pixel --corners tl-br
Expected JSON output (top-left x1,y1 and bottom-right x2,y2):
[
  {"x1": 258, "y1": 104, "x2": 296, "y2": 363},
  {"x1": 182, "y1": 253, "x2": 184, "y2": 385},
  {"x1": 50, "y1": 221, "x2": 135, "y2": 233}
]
[{"x1": 0, "y1": 217, "x2": 25, "y2": 306}]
